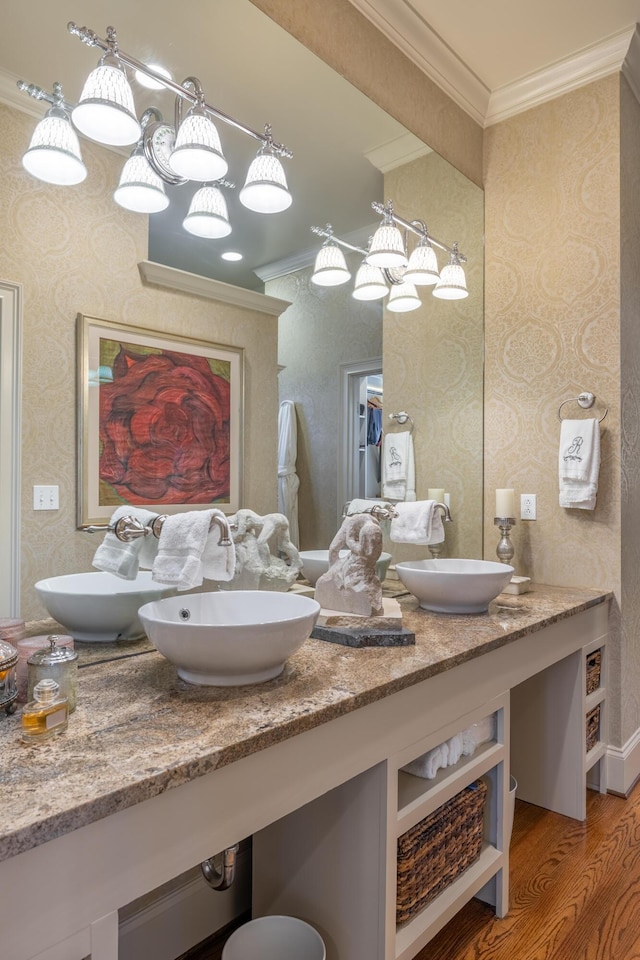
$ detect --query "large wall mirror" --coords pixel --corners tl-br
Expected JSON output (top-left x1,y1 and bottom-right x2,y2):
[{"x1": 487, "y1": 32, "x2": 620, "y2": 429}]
[{"x1": 0, "y1": 0, "x2": 483, "y2": 617}]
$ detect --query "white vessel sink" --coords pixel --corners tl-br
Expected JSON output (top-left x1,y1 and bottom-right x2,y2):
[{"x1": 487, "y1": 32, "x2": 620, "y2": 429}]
[
  {"x1": 35, "y1": 571, "x2": 176, "y2": 642},
  {"x1": 138, "y1": 590, "x2": 320, "y2": 686},
  {"x1": 299, "y1": 549, "x2": 392, "y2": 586},
  {"x1": 395, "y1": 559, "x2": 514, "y2": 614}
]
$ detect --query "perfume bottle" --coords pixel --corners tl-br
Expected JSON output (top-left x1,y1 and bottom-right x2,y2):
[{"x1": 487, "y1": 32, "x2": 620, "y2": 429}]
[{"x1": 21, "y1": 678, "x2": 69, "y2": 743}]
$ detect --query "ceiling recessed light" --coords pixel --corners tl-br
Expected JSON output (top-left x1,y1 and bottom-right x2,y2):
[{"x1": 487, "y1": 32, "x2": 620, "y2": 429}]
[
  {"x1": 221, "y1": 251, "x2": 243, "y2": 262},
  {"x1": 135, "y1": 64, "x2": 172, "y2": 91}
]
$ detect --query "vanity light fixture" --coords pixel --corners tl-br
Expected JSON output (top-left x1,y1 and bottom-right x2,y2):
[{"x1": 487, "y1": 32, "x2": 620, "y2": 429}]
[
  {"x1": 310, "y1": 202, "x2": 468, "y2": 305},
  {"x1": 183, "y1": 183, "x2": 232, "y2": 239},
  {"x1": 310, "y1": 231, "x2": 352, "y2": 287},
  {"x1": 18, "y1": 21, "x2": 293, "y2": 227},
  {"x1": 18, "y1": 82, "x2": 87, "y2": 186}
]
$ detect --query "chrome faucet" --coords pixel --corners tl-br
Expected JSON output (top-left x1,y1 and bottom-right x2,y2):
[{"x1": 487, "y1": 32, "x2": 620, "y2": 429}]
[{"x1": 429, "y1": 502, "x2": 453, "y2": 559}]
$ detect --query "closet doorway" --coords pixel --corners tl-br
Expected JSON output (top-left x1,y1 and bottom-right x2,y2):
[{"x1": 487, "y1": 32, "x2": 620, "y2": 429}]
[{"x1": 338, "y1": 358, "x2": 383, "y2": 521}]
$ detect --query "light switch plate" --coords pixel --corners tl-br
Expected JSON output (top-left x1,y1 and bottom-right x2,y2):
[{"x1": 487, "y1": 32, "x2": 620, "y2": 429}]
[{"x1": 33, "y1": 485, "x2": 59, "y2": 510}]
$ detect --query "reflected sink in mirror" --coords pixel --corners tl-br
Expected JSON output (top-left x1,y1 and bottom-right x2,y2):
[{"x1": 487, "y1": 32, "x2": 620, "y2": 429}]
[
  {"x1": 299, "y1": 550, "x2": 392, "y2": 587},
  {"x1": 138, "y1": 590, "x2": 320, "y2": 686},
  {"x1": 395, "y1": 559, "x2": 514, "y2": 614},
  {"x1": 34, "y1": 571, "x2": 177, "y2": 642}
]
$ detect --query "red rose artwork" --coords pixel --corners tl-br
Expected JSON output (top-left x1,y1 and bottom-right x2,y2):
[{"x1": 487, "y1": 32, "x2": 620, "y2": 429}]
[{"x1": 98, "y1": 339, "x2": 231, "y2": 506}]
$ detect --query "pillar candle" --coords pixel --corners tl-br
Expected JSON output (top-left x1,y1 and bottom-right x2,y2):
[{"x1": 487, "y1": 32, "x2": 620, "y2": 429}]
[
  {"x1": 428, "y1": 488, "x2": 445, "y2": 503},
  {"x1": 495, "y1": 488, "x2": 515, "y2": 518}
]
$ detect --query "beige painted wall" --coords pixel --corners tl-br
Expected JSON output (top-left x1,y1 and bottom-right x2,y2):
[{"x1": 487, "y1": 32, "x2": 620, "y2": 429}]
[
  {"x1": 483, "y1": 76, "x2": 629, "y2": 744},
  {"x1": 1, "y1": 103, "x2": 279, "y2": 622}
]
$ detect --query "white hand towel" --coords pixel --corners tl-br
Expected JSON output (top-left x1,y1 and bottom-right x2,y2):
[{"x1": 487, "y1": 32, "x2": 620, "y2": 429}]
[
  {"x1": 92, "y1": 506, "x2": 158, "y2": 580},
  {"x1": 461, "y1": 727, "x2": 477, "y2": 757},
  {"x1": 389, "y1": 500, "x2": 444, "y2": 545},
  {"x1": 202, "y1": 509, "x2": 236, "y2": 582},
  {"x1": 446, "y1": 733, "x2": 463, "y2": 766},
  {"x1": 152, "y1": 510, "x2": 214, "y2": 591},
  {"x1": 559, "y1": 418, "x2": 600, "y2": 510},
  {"x1": 382, "y1": 432, "x2": 416, "y2": 502},
  {"x1": 401, "y1": 743, "x2": 449, "y2": 780}
]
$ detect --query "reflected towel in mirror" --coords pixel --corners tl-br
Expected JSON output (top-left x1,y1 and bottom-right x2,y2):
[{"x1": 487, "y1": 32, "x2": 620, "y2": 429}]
[
  {"x1": 390, "y1": 500, "x2": 444, "y2": 544},
  {"x1": 382, "y1": 431, "x2": 415, "y2": 501},
  {"x1": 92, "y1": 506, "x2": 159, "y2": 580}
]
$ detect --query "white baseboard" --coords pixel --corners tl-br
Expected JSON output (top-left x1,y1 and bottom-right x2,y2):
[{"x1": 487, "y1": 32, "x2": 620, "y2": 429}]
[
  {"x1": 119, "y1": 845, "x2": 251, "y2": 960},
  {"x1": 607, "y1": 727, "x2": 640, "y2": 796}
]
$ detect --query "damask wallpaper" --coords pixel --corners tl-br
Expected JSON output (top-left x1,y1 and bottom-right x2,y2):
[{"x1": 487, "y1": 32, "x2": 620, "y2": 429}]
[{"x1": 1, "y1": 103, "x2": 280, "y2": 621}]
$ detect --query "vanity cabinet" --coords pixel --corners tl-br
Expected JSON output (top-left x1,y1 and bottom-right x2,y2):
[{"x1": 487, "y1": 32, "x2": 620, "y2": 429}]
[
  {"x1": 254, "y1": 694, "x2": 510, "y2": 960},
  {"x1": 0, "y1": 589, "x2": 610, "y2": 960}
]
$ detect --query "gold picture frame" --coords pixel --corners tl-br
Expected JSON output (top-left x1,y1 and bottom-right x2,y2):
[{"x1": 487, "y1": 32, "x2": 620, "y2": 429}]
[{"x1": 77, "y1": 314, "x2": 243, "y2": 527}]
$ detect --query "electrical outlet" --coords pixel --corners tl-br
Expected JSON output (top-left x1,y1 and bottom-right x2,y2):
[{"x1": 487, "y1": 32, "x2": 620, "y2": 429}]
[{"x1": 521, "y1": 493, "x2": 537, "y2": 520}]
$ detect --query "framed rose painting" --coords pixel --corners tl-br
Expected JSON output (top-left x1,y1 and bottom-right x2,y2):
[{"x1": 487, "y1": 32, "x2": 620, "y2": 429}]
[{"x1": 77, "y1": 314, "x2": 243, "y2": 527}]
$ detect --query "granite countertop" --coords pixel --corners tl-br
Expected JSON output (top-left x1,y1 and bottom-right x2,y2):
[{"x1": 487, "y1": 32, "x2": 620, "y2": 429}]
[{"x1": 0, "y1": 583, "x2": 609, "y2": 864}]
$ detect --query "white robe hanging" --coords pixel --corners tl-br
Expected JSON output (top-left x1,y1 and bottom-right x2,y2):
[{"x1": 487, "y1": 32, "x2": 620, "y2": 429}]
[{"x1": 277, "y1": 400, "x2": 300, "y2": 547}]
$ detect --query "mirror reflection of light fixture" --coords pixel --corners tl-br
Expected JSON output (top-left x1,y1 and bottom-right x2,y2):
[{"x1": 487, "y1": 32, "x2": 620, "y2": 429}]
[
  {"x1": 18, "y1": 82, "x2": 87, "y2": 186},
  {"x1": 404, "y1": 235, "x2": 440, "y2": 286},
  {"x1": 18, "y1": 21, "x2": 293, "y2": 235},
  {"x1": 352, "y1": 260, "x2": 388, "y2": 301},
  {"x1": 311, "y1": 204, "x2": 468, "y2": 306},
  {"x1": 386, "y1": 281, "x2": 421, "y2": 313},
  {"x1": 366, "y1": 202, "x2": 408, "y2": 269},
  {"x1": 433, "y1": 243, "x2": 468, "y2": 300},
  {"x1": 183, "y1": 184, "x2": 232, "y2": 238},
  {"x1": 311, "y1": 235, "x2": 352, "y2": 287}
]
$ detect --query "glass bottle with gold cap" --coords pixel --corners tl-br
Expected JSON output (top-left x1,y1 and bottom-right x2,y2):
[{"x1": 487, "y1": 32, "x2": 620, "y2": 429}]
[{"x1": 21, "y1": 678, "x2": 69, "y2": 742}]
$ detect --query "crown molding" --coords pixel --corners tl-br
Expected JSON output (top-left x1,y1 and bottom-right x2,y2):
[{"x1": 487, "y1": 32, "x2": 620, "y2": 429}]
[
  {"x1": 486, "y1": 26, "x2": 637, "y2": 126},
  {"x1": 346, "y1": 0, "x2": 489, "y2": 125},
  {"x1": 138, "y1": 261, "x2": 291, "y2": 315},
  {"x1": 364, "y1": 131, "x2": 431, "y2": 173},
  {"x1": 346, "y1": 2, "x2": 636, "y2": 127}
]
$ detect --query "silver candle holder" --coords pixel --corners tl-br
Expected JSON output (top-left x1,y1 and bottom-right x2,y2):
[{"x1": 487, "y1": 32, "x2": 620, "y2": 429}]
[{"x1": 494, "y1": 517, "x2": 516, "y2": 566}]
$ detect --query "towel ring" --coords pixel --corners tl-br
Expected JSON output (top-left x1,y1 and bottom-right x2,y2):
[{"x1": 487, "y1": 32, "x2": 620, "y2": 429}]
[
  {"x1": 558, "y1": 392, "x2": 608, "y2": 423},
  {"x1": 387, "y1": 411, "x2": 414, "y2": 433}
]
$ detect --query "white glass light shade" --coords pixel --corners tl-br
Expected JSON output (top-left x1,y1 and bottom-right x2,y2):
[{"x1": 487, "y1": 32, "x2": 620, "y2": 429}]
[
  {"x1": 404, "y1": 240, "x2": 440, "y2": 285},
  {"x1": 311, "y1": 241, "x2": 351, "y2": 287},
  {"x1": 169, "y1": 109, "x2": 228, "y2": 182},
  {"x1": 433, "y1": 262, "x2": 468, "y2": 299},
  {"x1": 113, "y1": 153, "x2": 169, "y2": 213},
  {"x1": 22, "y1": 112, "x2": 87, "y2": 185},
  {"x1": 239, "y1": 151, "x2": 292, "y2": 213},
  {"x1": 72, "y1": 60, "x2": 140, "y2": 146},
  {"x1": 366, "y1": 222, "x2": 407, "y2": 269},
  {"x1": 386, "y1": 282, "x2": 421, "y2": 313},
  {"x1": 352, "y1": 262, "x2": 388, "y2": 301},
  {"x1": 183, "y1": 185, "x2": 232, "y2": 238}
]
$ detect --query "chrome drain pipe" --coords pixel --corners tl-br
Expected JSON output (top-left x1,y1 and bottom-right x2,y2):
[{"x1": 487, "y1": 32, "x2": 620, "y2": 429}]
[{"x1": 200, "y1": 843, "x2": 239, "y2": 891}]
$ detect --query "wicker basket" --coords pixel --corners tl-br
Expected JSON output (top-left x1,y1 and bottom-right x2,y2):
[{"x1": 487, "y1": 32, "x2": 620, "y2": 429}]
[
  {"x1": 586, "y1": 705, "x2": 601, "y2": 752},
  {"x1": 586, "y1": 650, "x2": 602, "y2": 695},
  {"x1": 396, "y1": 779, "x2": 487, "y2": 926}
]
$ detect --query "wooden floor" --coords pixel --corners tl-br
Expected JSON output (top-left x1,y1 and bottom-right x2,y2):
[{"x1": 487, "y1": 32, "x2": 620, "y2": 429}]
[
  {"x1": 183, "y1": 784, "x2": 640, "y2": 960},
  {"x1": 421, "y1": 783, "x2": 640, "y2": 960}
]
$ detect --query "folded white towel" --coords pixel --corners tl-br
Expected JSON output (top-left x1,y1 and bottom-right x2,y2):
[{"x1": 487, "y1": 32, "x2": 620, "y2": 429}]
[
  {"x1": 401, "y1": 743, "x2": 449, "y2": 780},
  {"x1": 382, "y1": 432, "x2": 416, "y2": 502},
  {"x1": 346, "y1": 498, "x2": 390, "y2": 515},
  {"x1": 446, "y1": 733, "x2": 463, "y2": 766},
  {"x1": 201, "y1": 509, "x2": 236, "y2": 582},
  {"x1": 152, "y1": 510, "x2": 214, "y2": 591},
  {"x1": 92, "y1": 506, "x2": 158, "y2": 580},
  {"x1": 559, "y1": 418, "x2": 600, "y2": 510},
  {"x1": 461, "y1": 717, "x2": 496, "y2": 756},
  {"x1": 389, "y1": 500, "x2": 444, "y2": 545}
]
